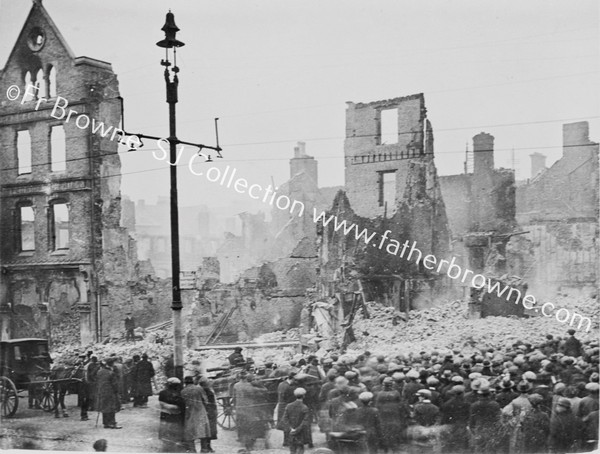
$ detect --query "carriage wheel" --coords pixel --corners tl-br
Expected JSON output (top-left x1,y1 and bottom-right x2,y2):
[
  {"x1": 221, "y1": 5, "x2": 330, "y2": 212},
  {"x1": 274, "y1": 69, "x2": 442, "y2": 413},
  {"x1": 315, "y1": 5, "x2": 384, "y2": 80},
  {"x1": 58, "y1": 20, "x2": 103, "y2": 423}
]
[
  {"x1": 40, "y1": 382, "x2": 56, "y2": 412},
  {"x1": 0, "y1": 376, "x2": 19, "y2": 418},
  {"x1": 216, "y1": 396, "x2": 236, "y2": 430}
]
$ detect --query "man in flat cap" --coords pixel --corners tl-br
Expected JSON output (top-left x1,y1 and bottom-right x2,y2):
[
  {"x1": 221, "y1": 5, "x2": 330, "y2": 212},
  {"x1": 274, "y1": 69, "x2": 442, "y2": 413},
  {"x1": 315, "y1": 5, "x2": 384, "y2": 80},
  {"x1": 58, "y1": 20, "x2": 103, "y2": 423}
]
[{"x1": 281, "y1": 387, "x2": 311, "y2": 454}]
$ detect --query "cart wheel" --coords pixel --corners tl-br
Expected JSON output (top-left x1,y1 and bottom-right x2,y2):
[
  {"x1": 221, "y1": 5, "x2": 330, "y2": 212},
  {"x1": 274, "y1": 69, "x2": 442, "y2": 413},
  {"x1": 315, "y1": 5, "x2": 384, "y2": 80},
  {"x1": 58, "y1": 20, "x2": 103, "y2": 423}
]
[
  {"x1": 41, "y1": 382, "x2": 56, "y2": 412},
  {"x1": 1, "y1": 376, "x2": 19, "y2": 418},
  {"x1": 216, "y1": 396, "x2": 236, "y2": 430}
]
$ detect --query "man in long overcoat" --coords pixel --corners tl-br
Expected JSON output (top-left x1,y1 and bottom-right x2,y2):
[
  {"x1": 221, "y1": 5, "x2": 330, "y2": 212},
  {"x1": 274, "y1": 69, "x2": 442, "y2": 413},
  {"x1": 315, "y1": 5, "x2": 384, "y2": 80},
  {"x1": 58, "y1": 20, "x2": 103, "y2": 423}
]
[
  {"x1": 95, "y1": 359, "x2": 121, "y2": 429},
  {"x1": 281, "y1": 387, "x2": 311, "y2": 454},
  {"x1": 197, "y1": 376, "x2": 218, "y2": 453},
  {"x1": 440, "y1": 385, "x2": 470, "y2": 453},
  {"x1": 132, "y1": 353, "x2": 155, "y2": 407},
  {"x1": 233, "y1": 372, "x2": 269, "y2": 452},
  {"x1": 276, "y1": 372, "x2": 298, "y2": 447},
  {"x1": 469, "y1": 386, "x2": 502, "y2": 453},
  {"x1": 181, "y1": 376, "x2": 211, "y2": 453},
  {"x1": 355, "y1": 392, "x2": 382, "y2": 454},
  {"x1": 374, "y1": 377, "x2": 410, "y2": 451},
  {"x1": 159, "y1": 378, "x2": 186, "y2": 453},
  {"x1": 520, "y1": 394, "x2": 550, "y2": 454}
]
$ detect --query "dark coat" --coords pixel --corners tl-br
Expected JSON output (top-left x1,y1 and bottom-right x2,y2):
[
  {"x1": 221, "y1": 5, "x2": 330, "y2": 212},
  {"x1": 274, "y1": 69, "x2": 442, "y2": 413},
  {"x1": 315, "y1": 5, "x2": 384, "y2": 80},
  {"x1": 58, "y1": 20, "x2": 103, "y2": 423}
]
[
  {"x1": 440, "y1": 395, "x2": 470, "y2": 425},
  {"x1": 413, "y1": 401, "x2": 439, "y2": 426},
  {"x1": 374, "y1": 389, "x2": 410, "y2": 446},
  {"x1": 495, "y1": 389, "x2": 519, "y2": 408},
  {"x1": 563, "y1": 336, "x2": 583, "y2": 357},
  {"x1": 199, "y1": 381, "x2": 218, "y2": 440},
  {"x1": 521, "y1": 408, "x2": 550, "y2": 453},
  {"x1": 95, "y1": 367, "x2": 120, "y2": 414},
  {"x1": 276, "y1": 380, "x2": 296, "y2": 429},
  {"x1": 469, "y1": 397, "x2": 501, "y2": 429},
  {"x1": 181, "y1": 384, "x2": 210, "y2": 441},
  {"x1": 402, "y1": 381, "x2": 424, "y2": 404},
  {"x1": 233, "y1": 380, "x2": 269, "y2": 441},
  {"x1": 355, "y1": 404, "x2": 382, "y2": 446},
  {"x1": 158, "y1": 388, "x2": 186, "y2": 447},
  {"x1": 281, "y1": 400, "x2": 311, "y2": 445},
  {"x1": 578, "y1": 394, "x2": 599, "y2": 419},
  {"x1": 549, "y1": 411, "x2": 580, "y2": 453},
  {"x1": 132, "y1": 359, "x2": 155, "y2": 397}
]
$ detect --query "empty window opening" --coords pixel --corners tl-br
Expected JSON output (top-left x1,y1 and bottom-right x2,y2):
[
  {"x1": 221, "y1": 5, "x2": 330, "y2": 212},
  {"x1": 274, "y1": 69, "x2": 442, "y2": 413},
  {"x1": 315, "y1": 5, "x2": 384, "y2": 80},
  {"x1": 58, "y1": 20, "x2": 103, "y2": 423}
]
[
  {"x1": 381, "y1": 109, "x2": 399, "y2": 144},
  {"x1": 48, "y1": 66, "x2": 57, "y2": 98},
  {"x1": 35, "y1": 69, "x2": 46, "y2": 100},
  {"x1": 17, "y1": 130, "x2": 32, "y2": 175},
  {"x1": 51, "y1": 203, "x2": 69, "y2": 250},
  {"x1": 23, "y1": 71, "x2": 34, "y2": 102},
  {"x1": 19, "y1": 205, "x2": 35, "y2": 251},
  {"x1": 50, "y1": 125, "x2": 66, "y2": 171},
  {"x1": 379, "y1": 170, "x2": 397, "y2": 208}
]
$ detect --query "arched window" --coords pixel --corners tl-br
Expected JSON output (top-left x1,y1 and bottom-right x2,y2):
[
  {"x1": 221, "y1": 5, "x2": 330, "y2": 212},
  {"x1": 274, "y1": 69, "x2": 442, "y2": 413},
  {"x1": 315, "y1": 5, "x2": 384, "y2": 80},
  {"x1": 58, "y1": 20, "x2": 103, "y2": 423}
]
[
  {"x1": 35, "y1": 68, "x2": 46, "y2": 100},
  {"x1": 48, "y1": 65, "x2": 56, "y2": 98},
  {"x1": 23, "y1": 71, "x2": 34, "y2": 102}
]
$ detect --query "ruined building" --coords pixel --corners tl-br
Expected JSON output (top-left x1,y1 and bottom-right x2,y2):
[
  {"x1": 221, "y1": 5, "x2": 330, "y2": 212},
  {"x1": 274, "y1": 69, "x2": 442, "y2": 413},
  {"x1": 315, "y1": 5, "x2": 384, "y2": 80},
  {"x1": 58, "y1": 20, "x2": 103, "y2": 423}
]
[
  {"x1": 515, "y1": 121, "x2": 599, "y2": 298},
  {"x1": 439, "y1": 134, "x2": 521, "y2": 317},
  {"x1": 0, "y1": 1, "x2": 143, "y2": 344},
  {"x1": 439, "y1": 133, "x2": 517, "y2": 277},
  {"x1": 318, "y1": 94, "x2": 451, "y2": 312}
]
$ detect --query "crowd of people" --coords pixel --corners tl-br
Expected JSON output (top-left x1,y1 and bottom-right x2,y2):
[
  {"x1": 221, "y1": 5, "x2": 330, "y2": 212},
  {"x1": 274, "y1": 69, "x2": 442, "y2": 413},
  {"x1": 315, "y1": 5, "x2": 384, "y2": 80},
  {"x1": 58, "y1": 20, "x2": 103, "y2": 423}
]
[
  {"x1": 52, "y1": 327, "x2": 598, "y2": 454},
  {"x1": 219, "y1": 329, "x2": 598, "y2": 454}
]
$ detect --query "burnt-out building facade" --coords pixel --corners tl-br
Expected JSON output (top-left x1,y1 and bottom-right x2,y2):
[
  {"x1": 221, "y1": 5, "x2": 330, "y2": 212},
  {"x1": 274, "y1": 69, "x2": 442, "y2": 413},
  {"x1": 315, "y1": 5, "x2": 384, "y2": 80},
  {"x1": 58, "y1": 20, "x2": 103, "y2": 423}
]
[
  {"x1": 318, "y1": 94, "x2": 451, "y2": 312},
  {"x1": 515, "y1": 121, "x2": 599, "y2": 298},
  {"x1": 439, "y1": 133, "x2": 517, "y2": 278},
  {"x1": 0, "y1": 1, "x2": 135, "y2": 344}
]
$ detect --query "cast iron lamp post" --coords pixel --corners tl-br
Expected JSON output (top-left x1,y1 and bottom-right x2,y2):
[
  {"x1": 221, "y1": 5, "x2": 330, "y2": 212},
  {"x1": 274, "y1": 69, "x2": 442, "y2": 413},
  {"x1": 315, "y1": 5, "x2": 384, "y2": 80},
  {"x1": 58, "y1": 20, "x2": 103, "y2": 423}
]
[{"x1": 122, "y1": 11, "x2": 222, "y2": 380}]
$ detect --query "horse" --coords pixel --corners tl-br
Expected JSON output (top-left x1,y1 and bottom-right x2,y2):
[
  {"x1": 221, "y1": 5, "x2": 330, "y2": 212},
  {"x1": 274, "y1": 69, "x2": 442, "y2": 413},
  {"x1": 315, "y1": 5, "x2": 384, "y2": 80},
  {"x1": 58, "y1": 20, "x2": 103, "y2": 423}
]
[{"x1": 49, "y1": 363, "x2": 85, "y2": 418}]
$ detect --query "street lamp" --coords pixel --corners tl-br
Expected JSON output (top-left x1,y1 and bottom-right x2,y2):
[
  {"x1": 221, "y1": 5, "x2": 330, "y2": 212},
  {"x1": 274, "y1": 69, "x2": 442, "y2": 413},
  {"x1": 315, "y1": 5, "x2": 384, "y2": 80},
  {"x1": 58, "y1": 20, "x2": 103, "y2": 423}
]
[
  {"x1": 156, "y1": 10, "x2": 186, "y2": 381},
  {"x1": 119, "y1": 12, "x2": 221, "y2": 380}
]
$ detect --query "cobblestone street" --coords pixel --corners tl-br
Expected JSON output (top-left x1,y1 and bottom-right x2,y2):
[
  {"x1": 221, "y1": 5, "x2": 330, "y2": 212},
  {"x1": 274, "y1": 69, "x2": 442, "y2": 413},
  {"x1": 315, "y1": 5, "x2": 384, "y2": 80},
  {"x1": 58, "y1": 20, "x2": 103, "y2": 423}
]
[{"x1": 0, "y1": 394, "x2": 326, "y2": 453}]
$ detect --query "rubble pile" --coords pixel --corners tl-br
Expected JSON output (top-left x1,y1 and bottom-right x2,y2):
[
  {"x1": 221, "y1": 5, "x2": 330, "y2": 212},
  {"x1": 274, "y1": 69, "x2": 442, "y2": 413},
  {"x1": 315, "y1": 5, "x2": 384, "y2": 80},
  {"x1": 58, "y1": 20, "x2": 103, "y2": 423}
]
[
  {"x1": 51, "y1": 309, "x2": 81, "y2": 348},
  {"x1": 253, "y1": 328, "x2": 300, "y2": 343},
  {"x1": 346, "y1": 296, "x2": 599, "y2": 357}
]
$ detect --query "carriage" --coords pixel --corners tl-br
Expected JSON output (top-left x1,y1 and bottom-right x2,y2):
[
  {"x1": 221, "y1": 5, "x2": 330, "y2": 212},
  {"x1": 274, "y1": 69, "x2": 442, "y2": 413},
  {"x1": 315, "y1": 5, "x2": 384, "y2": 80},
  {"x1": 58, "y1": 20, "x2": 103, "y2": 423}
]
[
  {"x1": 207, "y1": 365, "x2": 282, "y2": 431},
  {"x1": 0, "y1": 338, "x2": 80, "y2": 418}
]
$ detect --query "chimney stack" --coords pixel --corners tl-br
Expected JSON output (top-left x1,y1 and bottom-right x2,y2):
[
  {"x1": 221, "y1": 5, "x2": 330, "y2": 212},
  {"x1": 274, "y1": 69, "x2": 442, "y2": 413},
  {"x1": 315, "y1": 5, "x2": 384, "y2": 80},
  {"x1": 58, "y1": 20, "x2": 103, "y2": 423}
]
[
  {"x1": 530, "y1": 152, "x2": 547, "y2": 179},
  {"x1": 473, "y1": 132, "x2": 494, "y2": 175}
]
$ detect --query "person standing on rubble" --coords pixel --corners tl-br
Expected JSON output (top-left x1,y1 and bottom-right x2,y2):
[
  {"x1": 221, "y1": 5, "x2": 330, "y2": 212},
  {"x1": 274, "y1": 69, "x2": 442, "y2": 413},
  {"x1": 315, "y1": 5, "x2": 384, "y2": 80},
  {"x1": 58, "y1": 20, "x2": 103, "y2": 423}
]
[
  {"x1": 228, "y1": 347, "x2": 245, "y2": 367},
  {"x1": 563, "y1": 328, "x2": 583, "y2": 357},
  {"x1": 124, "y1": 312, "x2": 135, "y2": 342}
]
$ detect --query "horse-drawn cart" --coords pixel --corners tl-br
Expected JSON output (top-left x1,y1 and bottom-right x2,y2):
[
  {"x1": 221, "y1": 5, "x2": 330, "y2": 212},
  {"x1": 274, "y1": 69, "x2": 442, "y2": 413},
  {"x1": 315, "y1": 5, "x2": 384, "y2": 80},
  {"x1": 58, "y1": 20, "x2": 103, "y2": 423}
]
[
  {"x1": 207, "y1": 365, "x2": 282, "y2": 431},
  {"x1": 0, "y1": 338, "x2": 80, "y2": 418}
]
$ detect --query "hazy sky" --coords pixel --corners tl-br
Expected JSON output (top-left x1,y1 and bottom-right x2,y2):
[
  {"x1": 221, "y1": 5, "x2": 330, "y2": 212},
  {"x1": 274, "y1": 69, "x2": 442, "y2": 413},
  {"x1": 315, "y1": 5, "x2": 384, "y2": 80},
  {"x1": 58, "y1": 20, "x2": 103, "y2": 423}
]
[{"x1": 1, "y1": 0, "x2": 598, "y2": 211}]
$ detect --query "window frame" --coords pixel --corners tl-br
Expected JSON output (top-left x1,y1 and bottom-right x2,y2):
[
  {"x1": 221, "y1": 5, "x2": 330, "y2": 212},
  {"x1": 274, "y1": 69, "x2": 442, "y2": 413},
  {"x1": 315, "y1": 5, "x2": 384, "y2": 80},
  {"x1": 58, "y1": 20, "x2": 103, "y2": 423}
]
[
  {"x1": 16, "y1": 129, "x2": 33, "y2": 176},
  {"x1": 16, "y1": 201, "x2": 36, "y2": 253},
  {"x1": 48, "y1": 199, "x2": 70, "y2": 251},
  {"x1": 377, "y1": 169, "x2": 397, "y2": 208}
]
